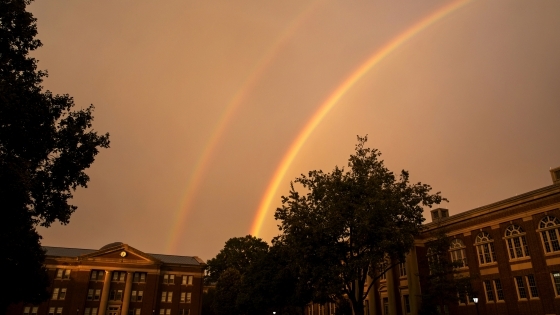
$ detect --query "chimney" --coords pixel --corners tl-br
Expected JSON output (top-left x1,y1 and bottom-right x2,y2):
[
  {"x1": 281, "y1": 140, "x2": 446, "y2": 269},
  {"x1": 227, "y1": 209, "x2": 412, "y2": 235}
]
[{"x1": 551, "y1": 166, "x2": 560, "y2": 184}]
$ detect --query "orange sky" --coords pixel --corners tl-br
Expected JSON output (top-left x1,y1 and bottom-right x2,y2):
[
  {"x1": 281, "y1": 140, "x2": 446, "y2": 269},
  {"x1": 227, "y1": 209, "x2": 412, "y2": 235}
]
[{"x1": 31, "y1": 0, "x2": 560, "y2": 261}]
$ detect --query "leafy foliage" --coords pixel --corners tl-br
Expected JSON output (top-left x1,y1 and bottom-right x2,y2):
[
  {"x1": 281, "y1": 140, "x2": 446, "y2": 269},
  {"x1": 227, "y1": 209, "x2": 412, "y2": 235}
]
[
  {"x1": 418, "y1": 229, "x2": 475, "y2": 315},
  {"x1": 0, "y1": 0, "x2": 109, "y2": 310},
  {"x1": 274, "y1": 136, "x2": 445, "y2": 315},
  {"x1": 206, "y1": 235, "x2": 269, "y2": 284}
]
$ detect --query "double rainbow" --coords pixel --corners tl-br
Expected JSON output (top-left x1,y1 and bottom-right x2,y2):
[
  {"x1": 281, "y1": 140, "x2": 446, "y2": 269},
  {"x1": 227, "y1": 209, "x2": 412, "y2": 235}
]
[{"x1": 249, "y1": 0, "x2": 473, "y2": 237}]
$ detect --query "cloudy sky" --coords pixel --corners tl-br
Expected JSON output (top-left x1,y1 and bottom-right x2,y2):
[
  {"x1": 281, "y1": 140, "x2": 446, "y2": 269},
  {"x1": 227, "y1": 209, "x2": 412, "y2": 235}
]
[{"x1": 31, "y1": 0, "x2": 560, "y2": 261}]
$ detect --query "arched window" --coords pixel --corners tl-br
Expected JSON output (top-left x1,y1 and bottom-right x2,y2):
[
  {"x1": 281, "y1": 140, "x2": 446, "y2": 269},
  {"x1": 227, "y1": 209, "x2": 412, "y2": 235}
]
[
  {"x1": 475, "y1": 232, "x2": 497, "y2": 265},
  {"x1": 450, "y1": 239, "x2": 468, "y2": 268},
  {"x1": 504, "y1": 225, "x2": 529, "y2": 259},
  {"x1": 539, "y1": 216, "x2": 560, "y2": 253}
]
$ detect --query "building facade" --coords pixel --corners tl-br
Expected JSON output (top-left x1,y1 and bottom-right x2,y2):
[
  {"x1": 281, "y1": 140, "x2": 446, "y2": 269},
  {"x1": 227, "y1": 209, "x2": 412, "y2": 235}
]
[
  {"x1": 306, "y1": 167, "x2": 560, "y2": 315},
  {"x1": 8, "y1": 242, "x2": 205, "y2": 315}
]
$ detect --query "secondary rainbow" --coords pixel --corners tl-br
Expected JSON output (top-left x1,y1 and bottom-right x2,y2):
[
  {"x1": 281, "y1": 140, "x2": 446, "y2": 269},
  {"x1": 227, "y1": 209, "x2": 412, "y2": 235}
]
[
  {"x1": 250, "y1": 0, "x2": 473, "y2": 237},
  {"x1": 165, "y1": 0, "x2": 324, "y2": 253}
]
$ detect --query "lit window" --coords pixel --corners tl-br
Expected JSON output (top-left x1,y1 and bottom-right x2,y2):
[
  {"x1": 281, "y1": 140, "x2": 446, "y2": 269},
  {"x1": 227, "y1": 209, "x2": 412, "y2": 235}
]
[
  {"x1": 94, "y1": 290, "x2": 100, "y2": 301},
  {"x1": 515, "y1": 276, "x2": 527, "y2": 299},
  {"x1": 84, "y1": 308, "x2": 90, "y2": 315},
  {"x1": 48, "y1": 308, "x2": 55, "y2": 315},
  {"x1": 161, "y1": 292, "x2": 167, "y2": 302},
  {"x1": 186, "y1": 293, "x2": 191, "y2": 303},
  {"x1": 31, "y1": 308, "x2": 38, "y2": 315},
  {"x1": 182, "y1": 275, "x2": 193, "y2": 285},
  {"x1": 166, "y1": 310, "x2": 171, "y2": 315},
  {"x1": 180, "y1": 292, "x2": 186, "y2": 303},
  {"x1": 450, "y1": 239, "x2": 468, "y2": 268},
  {"x1": 56, "y1": 308, "x2": 62, "y2": 315},
  {"x1": 505, "y1": 225, "x2": 530, "y2": 259},
  {"x1": 59, "y1": 288, "x2": 67, "y2": 300},
  {"x1": 56, "y1": 270, "x2": 63, "y2": 279},
  {"x1": 135, "y1": 310, "x2": 141, "y2": 315},
  {"x1": 90, "y1": 271, "x2": 97, "y2": 280},
  {"x1": 159, "y1": 310, "x2": 164, "y2": 315},
  {"x1": 52, "y1": 288, "x2": 59, "y2": 300},
  {"x1": 137, "y1": 291, "x2": 143, "y2": 302},
  {"x1": 475, "y1": 232, "x2": 497, "y2": 265},
  {"x1": 484, "y1": 280, "x2": 495, "y2": 302},
  {"x1": 63, "y1": 270, "x2": 71, "y2": 279},
  {"x1": 116, "y1": 290, "x2": 123, "y2": 301},
  {"x1": 120, "y1": 273, "x2": 126, "y2": 282},
  {"x1": 539, "y1": 216, "x2": 560, "y2": 253},
  {"x1": 23, "y1": 307, "x2": 31, "y2": 315},
  {"x1": 163, "y1": 274, "x2": 175, "y2": 284},
  {"x1": 167, "y1": 292, "x2": 173, "y2": 302},
  {"x1": 131, "y1": 291, "x2": 137, "y2": 302},
  {"x1": 90, "y1": 270, "x2": 105, "y2": 280},
  {"x1": 91, "y1": 309, "x2": 97, "y2": 315},
  {"x1": 527, "y1": 275, "x2": 539, "y2": 298},
  {"x1": 179, "y1": 310, "x2": 189, "y2": 315}
]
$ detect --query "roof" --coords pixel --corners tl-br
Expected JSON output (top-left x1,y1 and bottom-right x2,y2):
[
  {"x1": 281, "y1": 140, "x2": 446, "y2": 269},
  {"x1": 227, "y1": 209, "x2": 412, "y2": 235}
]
[{"x1": 43, "y1": 246, "x2": 204, "y2": 266}]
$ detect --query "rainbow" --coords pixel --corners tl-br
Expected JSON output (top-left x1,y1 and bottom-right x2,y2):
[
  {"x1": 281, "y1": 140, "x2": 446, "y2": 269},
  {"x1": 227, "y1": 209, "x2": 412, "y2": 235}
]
[
  {"x1": 165, "y1": 0, "x2": 323, "y2": 253},
  {"x1": 250, "y1": 0, "x2": 473, "y2": 237}
]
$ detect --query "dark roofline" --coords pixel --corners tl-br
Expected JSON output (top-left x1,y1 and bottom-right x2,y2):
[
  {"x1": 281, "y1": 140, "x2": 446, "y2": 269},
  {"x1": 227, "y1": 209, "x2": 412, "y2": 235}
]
[{"x1": 423, "y1": 183, "x2": 560, "y2": 232}]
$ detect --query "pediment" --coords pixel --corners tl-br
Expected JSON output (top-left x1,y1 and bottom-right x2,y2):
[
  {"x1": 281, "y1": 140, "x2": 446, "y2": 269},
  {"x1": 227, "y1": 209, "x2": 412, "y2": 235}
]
[{"x1": 79, "y1": 243, "x2": 160, "y2": 263}]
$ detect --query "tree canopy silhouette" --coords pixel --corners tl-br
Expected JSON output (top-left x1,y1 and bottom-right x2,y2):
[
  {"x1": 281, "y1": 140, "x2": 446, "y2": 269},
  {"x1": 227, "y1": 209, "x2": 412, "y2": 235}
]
[
  {"x1": 274, "y1": 136, "x2": 445, "y2": 315},
  {"x1": 0, "y1": 0, "x2": 110, "y2": 310}
]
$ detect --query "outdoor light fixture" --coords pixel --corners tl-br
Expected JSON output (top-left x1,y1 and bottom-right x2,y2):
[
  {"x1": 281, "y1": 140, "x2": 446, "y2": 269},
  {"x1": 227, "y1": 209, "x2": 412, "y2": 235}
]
[
  {"x1": 472, "y1": 297, "x2": 478, "y2": 303},
  {"x1": 473, "y1": 297, "x2": 480, "y2": 315}
]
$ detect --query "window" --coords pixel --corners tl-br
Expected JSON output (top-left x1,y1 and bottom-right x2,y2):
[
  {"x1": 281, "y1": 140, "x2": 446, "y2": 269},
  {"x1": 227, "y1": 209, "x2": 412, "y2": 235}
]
[
  {"x1": 85, "y1": 309, "x2": 97, "y2": 315},
  {"x1": 399, "y1": 261, "x2": 406, "y2": 277},
  {"x1": 94, "y1": 290, "x2": 100, "y2": 301},
  {"x1": 539, "y1": 216, "x2": 560, "y2": 253},
  {"x1": 161, "y1": 292, "x2": 167, "y2": 302},
  {"x1": 179, "y1": 310, "x2": 190, "y2": 315},
  {"x1": 56, "y1": 269, "x2": 70, "y2": 279},
  {"x1": 180, "y1": 292, "x2": 186, "y2": 303},
  {"x1": 475, "y1": 232, "x2": 497, "y2": 264},
  {"x1": 450, "y1": 239, "x2": 468, "y2": 268},
  {"x1": 90, "y1": 270, "x2": 105, "y2": 281},
  {"x1": 135, "y1": 310, "x2": 140, "y2": 315},
  {"x1": 48, "y1": 308, "x2": 54, "y2": 315},
  {"x1": 87, "y1": 289, "x2": 93, "y2": 301},
  {"x1": 59, "y1": 288, "x2": 67, "y2": 300},
  {"x1": 403, "y1": 295, "x2": 410, "y2": 314},
  {"x1": 23, "y1": 307, "x2": 31, "y2": 315},
  {"x1": 186, "y1": 293, "x2": 192, "y2": 303},
  {"x1": 159, "y1": 310, "x2": 171, "y2": 315},
  {"x1": 133, "y1": 272, "x2": 146, "y2": 283},
  {"x1": 110, "y1": 290, "x2": 123, "y2": 301},
  {"x1": 52, "y1": 288, "x2": 59, "y2": 300},
  {"x1": 131, "y1": 290, "x2": 143, "y2": 302},
  {"x1": 552, "y1": 272, "x2": 560, "y2": 295},
  {"x1": 112, "y1": 271, "x2": 126, "y2": 282},
  {"x1": 515, "y1": 276, "x2": 527, "y2": 299},
  {"x1": 85, "y1": 309, "x2": 90, "y2": 315},
  {"x1": 505, "y1": 225, "x2": 530, "y2": 259},
  {"x1": 56, "y1": 308, "x2": 63, "y2": 315},
  {"x1": 163, "y1": 274, "x2": 175, "y2": 284},
  {"x1": 494, "y1": 279, "x2": 504, "y2": 301},
  {"x1": 527, "y1": 275, "x2": 539, "y2": 298},
  {"x1": 182, "y1": 275, "x2": 193, "y2": 285},
  {"x1": 92, "y1": 309, "x2": 98, "y2": 315},
  {"x1": 329, "y1": 302, "x2": 336, "y2": 315},
  {"x1": 483, "y1": 280, "x2": 495, "y2": 302},
  {"x1": 32, "y1": 308, "x2": 39, "y2": 315}
]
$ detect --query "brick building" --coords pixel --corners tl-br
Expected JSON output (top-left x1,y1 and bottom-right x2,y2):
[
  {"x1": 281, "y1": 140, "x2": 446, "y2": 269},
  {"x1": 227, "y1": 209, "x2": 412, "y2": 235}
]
[
  {"x1": 307, "y1": 166, "x2": 560, "y2": 315},
  {"x1": 8, "y1": 242, "x2": 205, "y2": 315}
]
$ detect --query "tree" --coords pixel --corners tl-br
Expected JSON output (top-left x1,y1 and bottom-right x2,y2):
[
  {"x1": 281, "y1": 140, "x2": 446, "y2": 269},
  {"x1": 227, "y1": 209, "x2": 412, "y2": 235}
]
[
  {"x1": 419, "y1": 229, "x2": 475, "y2": 315},
  {"x1": 274, "y1": 136, "x2": 446, "y2": 315},
  {"x1": 206, "y1": 235, "x2": 269, "y2": 283},
  {"x1": 0, "y1": 0, "x2": 110, "y2": 311},
  {"x1": 213, "y1": 268, "x2": 242, "y2": 315},
  {"x1": 237, "y1": 242, "x2": 311, "y2": 315}
]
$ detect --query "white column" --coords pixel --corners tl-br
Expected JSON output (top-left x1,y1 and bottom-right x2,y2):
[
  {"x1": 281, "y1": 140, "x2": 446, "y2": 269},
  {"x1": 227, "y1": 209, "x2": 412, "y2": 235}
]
[{"x1": 98, "y1": 271, "x2": 112, "y2": 315}]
